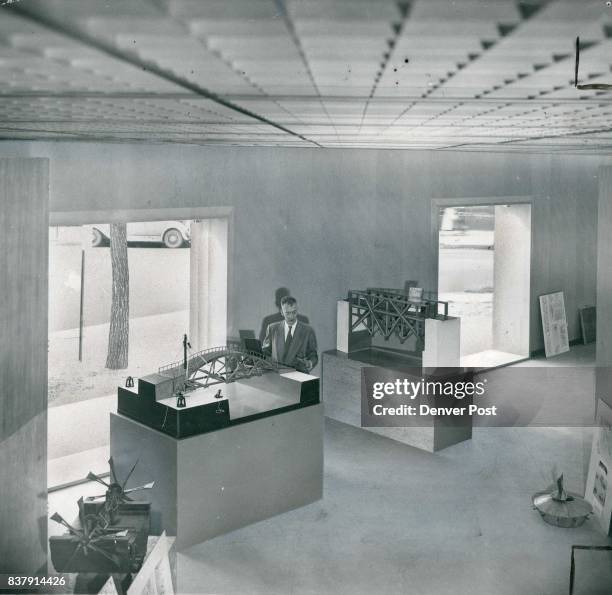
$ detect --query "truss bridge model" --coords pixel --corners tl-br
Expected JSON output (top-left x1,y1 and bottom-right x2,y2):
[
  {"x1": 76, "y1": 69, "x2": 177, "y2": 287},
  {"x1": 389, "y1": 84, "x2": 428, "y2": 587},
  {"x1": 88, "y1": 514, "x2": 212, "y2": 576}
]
[
  {"x1": 118, "y1": 337, "x2": 319, "y2": 439},
  {"x1": 345, "y1": 287, "x2": 448, "y2": 350},
  {"x1": 158, "y1": 343, "x2": 278, "y2": 393}
]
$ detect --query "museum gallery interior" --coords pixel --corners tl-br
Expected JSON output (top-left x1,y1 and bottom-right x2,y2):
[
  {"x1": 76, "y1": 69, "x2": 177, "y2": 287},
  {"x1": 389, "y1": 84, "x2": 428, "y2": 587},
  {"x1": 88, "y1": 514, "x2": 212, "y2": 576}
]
[{"x1": 2, "y1": 1, "x2": 612, "y2": 594}]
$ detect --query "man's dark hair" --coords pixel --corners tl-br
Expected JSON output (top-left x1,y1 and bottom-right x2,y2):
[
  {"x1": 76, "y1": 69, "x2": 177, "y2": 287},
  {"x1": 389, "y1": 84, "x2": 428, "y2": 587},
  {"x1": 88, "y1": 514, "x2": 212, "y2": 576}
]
[
  {"x1": 280, "y1": 296, "x2": 297, "y2": 307},
  {"x1": 275, "y1": 287, "x2": 291, "y2": 308}
]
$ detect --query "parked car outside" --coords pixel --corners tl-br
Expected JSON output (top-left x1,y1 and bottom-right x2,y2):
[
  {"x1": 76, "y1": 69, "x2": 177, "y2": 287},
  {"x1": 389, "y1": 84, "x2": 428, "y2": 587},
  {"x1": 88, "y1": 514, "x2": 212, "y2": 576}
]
[{"x1": 89, "y1": 221, "x2": 191, "y2": 248}]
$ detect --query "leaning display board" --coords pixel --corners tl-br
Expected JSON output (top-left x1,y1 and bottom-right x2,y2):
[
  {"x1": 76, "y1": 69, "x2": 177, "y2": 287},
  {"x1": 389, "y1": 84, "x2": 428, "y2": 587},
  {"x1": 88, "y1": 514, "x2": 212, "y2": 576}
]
[
  {"x1": 127, "y1": 532, "x2": 174, "y2": 595},
  {"x1": 569, "y1": 545, "x2": 612, "y2": 595},
  {"x1": 585, "y1": 399, "x2": 612, "y2": 536},
  {"x1": 579, "y1": 305, "x2": 596, "y2": 345},
  {"x1": 539, "y1": 291, "x2": 570, "y2": 357}
]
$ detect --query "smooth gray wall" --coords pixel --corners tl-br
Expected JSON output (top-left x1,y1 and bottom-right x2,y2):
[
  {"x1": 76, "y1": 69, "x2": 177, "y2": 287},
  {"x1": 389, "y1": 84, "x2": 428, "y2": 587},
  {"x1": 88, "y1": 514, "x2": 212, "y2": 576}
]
[
  {"x1": 597, "y1": 166, "x2": 612, "y2": 408},
  {"x1": 0, "y1": 141, "x2": 605, "y2": 358},
  {"x1": 0, "y1": 158, "x2": 49, "y2": 573}
]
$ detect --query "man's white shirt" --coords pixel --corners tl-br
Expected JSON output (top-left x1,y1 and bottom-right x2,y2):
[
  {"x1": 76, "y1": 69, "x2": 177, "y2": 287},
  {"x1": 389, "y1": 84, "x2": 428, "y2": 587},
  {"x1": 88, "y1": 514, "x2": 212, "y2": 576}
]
[{"x1": 284, "y1": 320, "x2": 297, "y2": 340}]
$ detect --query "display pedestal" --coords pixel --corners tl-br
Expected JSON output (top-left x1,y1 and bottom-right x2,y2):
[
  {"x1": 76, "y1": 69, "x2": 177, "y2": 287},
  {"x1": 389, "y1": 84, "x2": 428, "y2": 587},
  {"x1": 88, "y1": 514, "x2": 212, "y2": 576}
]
[
  {"x1": 422, "y1": 317, "x2": 461, "y2": 369},
  {"x1": 321, "y1": 350, "x2": 471, "y2": 452},
  {"x1": 110, "y1": 403, "x2": 323, "y2": 549}
]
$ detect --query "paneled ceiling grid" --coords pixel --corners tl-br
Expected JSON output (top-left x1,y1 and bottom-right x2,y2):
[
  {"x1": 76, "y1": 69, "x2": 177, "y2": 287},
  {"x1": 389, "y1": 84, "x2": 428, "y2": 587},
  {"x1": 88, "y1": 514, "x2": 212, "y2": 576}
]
[
  {"x1": 285, "y1": 0, "x2": 406, "y2": 140},
  {"x1": 150, "y1": 0, "x2": 319, "y2": 136},
  {"x1": 366, "y1": 0, "x2": 521, "y2": 145},
  {"x1": 432, "y1": 1, "x2": 611, "y2": 149},
  {"x1": 0, "y1": 0, "x2": 611, "y2": 152}
]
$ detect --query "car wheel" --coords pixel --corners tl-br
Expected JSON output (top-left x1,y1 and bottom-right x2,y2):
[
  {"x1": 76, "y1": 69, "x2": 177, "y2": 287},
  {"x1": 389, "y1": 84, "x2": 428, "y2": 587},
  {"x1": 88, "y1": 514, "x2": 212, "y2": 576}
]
[
  {"x1": 92, "y1": 228, "x2": 107, "y2": 247},
  {"x1": 162, "y1": 228, "x2": 183, "y2": 248}
]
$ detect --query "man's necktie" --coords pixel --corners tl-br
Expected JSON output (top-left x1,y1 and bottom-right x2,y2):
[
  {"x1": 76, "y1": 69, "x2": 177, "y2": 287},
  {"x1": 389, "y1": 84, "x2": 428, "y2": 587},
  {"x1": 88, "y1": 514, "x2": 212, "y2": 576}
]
[{"x1": 283, "y1": 328, "x2": 294, "y2": 362}]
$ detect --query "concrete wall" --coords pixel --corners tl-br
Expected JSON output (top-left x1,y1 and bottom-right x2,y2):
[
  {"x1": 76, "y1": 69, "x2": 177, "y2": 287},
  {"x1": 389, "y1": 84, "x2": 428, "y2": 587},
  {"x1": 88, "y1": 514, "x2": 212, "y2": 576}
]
[
  {"x1": 493, "y1": 204, "x2": 531, "y2": 357},
  {"x1": 0, "y1": 141, "x2": 605, "y2": 359},
  {"x1": 0, "y1": 158, "x2": 49, "y2": 573},
  {"x1": 597, "y1": 167, "x2": 612, "y2": 408}
]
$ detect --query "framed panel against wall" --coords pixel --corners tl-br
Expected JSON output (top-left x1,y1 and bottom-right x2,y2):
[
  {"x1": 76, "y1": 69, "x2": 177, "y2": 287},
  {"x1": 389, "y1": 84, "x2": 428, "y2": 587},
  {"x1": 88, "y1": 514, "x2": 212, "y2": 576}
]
[
  {"x1": 585, "y1": 399, "x2": 612, "y2": 536},
  {"x1": 539, "y1": 291, "x2": 570, "y2": 358},
  {"x1": 579, "y1": 305, "x2": 596, "y2": 345}
]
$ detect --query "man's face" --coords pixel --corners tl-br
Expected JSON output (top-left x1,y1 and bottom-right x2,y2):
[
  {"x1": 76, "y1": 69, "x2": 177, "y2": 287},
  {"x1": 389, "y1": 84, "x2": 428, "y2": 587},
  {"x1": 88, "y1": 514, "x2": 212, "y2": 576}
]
[{"x1": 281, "y1": 303, "x2": 298, "y2": 326}]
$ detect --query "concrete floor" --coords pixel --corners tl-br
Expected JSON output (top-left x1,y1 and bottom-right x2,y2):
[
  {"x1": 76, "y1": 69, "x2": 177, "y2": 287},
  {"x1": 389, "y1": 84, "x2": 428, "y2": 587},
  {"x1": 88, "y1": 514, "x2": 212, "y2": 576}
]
[
  {"x1": 48, "y1": 344, "x2": 612, "y2": 594},
  {"x1": 49, "y1": 421, "x2": 609, "y2": 595},
  {"x1": 174, "y1": 420, "x2": 609, "y2": 595},
  {"x1": 461, "y1": 348, "x2": 525, "y2": 369},
  {"x1": 175, "y1": 345, "x2": 608, "y2": 594}
]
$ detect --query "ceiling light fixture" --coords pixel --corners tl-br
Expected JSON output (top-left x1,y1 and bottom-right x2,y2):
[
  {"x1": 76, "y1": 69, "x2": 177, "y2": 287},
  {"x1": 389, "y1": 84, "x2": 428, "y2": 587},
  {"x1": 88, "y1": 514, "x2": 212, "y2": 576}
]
[{"x1": 575, "y1": 36, "x2": 612, "y2": 90}]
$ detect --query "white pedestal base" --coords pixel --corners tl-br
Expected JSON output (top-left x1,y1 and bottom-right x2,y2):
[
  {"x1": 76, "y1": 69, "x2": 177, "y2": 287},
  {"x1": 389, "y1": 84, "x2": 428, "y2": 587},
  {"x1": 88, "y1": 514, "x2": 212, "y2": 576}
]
[
  {"x1": 110, "y1": 404, "x2": 323, "y2": 549},
  {"x1": 422, "y1": 317, "x2": 461, "y2": 369}
]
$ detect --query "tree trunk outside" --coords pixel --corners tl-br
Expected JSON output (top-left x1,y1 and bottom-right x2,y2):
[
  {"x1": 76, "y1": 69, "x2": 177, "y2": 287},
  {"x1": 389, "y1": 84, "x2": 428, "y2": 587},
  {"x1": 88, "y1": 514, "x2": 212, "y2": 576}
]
[{"x1": 106, "y1": 223, "x2": 129, "y2": 369}]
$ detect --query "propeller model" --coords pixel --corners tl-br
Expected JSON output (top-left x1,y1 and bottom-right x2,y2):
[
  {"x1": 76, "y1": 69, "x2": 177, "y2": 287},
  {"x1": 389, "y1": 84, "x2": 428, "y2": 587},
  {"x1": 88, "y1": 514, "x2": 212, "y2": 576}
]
[
  {"x1": 85, "y1": 457, "x2": 154, "y2": 526},
  {"x1": 85, "y1": 457, "x2": 154, "y2": 504},
  {"x1": 575, "y1": 36, "x2": 612, "y2": 90},
  {"x1": 50, "y1": 498, "x2": 125, "y2": 571},
  {"x1": 49, "y1": 458, "x2": 152, "y2": 575}
]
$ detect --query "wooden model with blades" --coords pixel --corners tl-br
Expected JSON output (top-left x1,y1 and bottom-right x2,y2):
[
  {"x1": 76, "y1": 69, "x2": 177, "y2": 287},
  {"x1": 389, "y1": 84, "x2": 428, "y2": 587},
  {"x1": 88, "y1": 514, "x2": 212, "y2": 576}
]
[
  {"x1": 49, "y1": 497, "x2": 136, "y2": 573},
  {"x1": 49, "y1": 457, "x2": 154, "y2": 575}
]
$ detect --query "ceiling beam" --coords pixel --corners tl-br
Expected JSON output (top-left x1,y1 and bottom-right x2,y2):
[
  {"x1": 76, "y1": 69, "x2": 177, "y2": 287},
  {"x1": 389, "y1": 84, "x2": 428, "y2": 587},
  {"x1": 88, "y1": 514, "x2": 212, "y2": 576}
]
[
  {"x1": 2, "y1": 119, "x2": 609, "y2": 131},
  {"x1": 0, "y1": 91, "x2": 609, "y2": 105},
  {"x1": 274, "y1": 0, "x2": 340, "y2": 143}
]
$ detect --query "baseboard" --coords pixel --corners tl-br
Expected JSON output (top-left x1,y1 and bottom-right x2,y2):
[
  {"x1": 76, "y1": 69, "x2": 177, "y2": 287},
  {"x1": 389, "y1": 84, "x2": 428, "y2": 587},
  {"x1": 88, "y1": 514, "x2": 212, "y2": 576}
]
[{"x1": 529, "y1": 337, "x2": 584, "y2": 358}]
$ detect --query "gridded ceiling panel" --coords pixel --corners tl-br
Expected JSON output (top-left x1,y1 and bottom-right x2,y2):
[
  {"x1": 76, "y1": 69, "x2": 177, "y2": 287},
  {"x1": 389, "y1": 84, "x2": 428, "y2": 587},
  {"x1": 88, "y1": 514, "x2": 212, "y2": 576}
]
[{"x1": 0, "y1": 0, "x2": 611, "y2": 152}]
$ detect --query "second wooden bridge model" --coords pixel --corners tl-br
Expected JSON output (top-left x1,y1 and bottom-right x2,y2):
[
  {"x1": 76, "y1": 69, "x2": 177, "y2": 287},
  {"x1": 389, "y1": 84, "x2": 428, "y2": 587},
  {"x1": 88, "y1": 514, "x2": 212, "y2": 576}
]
[{"x1": 347, "y1": 287, "x2": 448, "y2": 349}]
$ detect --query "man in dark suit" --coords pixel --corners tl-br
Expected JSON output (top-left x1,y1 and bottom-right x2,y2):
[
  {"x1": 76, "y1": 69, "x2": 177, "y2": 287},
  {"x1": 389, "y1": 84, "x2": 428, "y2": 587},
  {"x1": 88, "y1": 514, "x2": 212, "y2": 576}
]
[
  {"x1": 258, "y1": 287, "x2": 309, "y2": 343},
  {"x1": 262, "y1": 296, "x2": 318, "y2": 373}
]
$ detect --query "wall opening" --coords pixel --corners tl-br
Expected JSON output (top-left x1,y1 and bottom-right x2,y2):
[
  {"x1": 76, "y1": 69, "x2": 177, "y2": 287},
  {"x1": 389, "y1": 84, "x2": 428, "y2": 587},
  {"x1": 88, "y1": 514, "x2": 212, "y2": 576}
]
[
  {"x1": 438, "y1": 203, "x2": 531, "y2": 368},
  {"x1": 48, "y1": 216, "x2": 228, "y2": 488}
]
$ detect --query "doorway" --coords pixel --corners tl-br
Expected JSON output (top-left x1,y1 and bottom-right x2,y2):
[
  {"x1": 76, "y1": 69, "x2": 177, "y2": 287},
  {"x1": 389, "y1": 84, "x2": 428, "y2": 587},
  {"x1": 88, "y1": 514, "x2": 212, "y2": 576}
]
[{"x1": 437, "y1": 203, "x2": 531, "y2": 368}]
